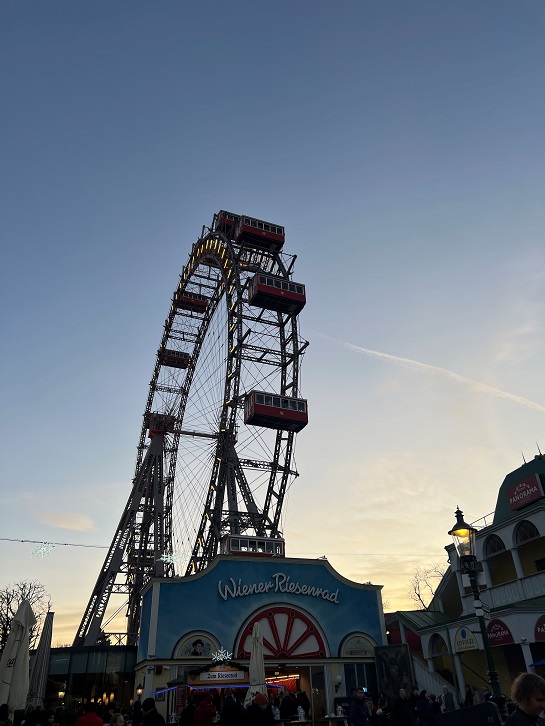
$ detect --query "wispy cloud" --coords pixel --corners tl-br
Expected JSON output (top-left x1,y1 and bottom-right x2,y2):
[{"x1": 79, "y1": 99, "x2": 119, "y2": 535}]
[
  {"x1": 325, "y1": 335, "x2": 545, "y2": 414},
  {"x1": 36, "y1": 512, "x2": 95, "y2": 531}
]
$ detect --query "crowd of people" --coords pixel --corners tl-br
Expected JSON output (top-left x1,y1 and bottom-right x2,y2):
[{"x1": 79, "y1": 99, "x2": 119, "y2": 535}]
[
  {"x1": 2, "y1": 672, "x2": 544, "y2": 726},
  {"x1": 178, "y1": 688, "x2": 310, "y2": 726},
  {"x1": 0, "y1": 696, "x2": 158, "y2": 726},
  {"x1": 348, "y1": 672, "x2": 545, "y2": 726}
]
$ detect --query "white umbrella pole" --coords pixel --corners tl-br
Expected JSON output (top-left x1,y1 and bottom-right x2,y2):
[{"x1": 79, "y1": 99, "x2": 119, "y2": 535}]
[
  {"x1": 28, "y1": 611, "x2": 54, "y2": 708},
  {"x1": 244, "y1": 622, "x2": 267, "y2": 707}
]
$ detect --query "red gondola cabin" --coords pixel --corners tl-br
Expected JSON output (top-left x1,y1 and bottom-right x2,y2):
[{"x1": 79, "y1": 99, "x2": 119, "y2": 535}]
[
  {"x1": 214, "y1": 210, "x2": 240, "y2": 236},
  {"x1": 173, "y1": 290, "x2": 209, "y2": 313},
  {"x1": 159, "y1": 349, "x2": 190, "y2": 369},
  {"x1": 234, "y1": 215, "x2": 285, "y2": 251},
  {"x1": 248, "y1": 274, "x2": 306, "y2": 314},
  {"x1": 146, "y1": 412, "x2": 176, "y2": 435},
  {"x1": 244, "y1": 391, "x2": 308, "y2": 432}
]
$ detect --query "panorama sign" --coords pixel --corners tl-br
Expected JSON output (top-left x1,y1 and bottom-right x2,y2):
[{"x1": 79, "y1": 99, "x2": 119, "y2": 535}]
[
  {"x1": 487, "y1": 619, "x2": 514, "y2": 647},
  {"x1": 507, "y1": 474, "x2": 544, "y2": 511}
]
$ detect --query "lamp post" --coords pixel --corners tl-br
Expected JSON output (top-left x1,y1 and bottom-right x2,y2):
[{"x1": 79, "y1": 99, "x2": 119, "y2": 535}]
[
  {"x1": 135, "y1": 683, "x2": 143, "y2": 700},
  {"x1": 448, "y1": 508, "x2": 507, "y2": 722}
]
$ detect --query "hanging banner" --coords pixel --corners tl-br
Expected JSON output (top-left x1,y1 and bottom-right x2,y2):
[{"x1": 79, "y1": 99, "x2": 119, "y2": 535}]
[
  {"x1": 487, "y1": 619, "x2": 514, "y2": 647},
  {"x1": 175, "y1": 686, "x2": 187, "y2": 715},
  {"x1": 535, "y1": 615, "x2": 545, "y2": 642},
  {"x1": 454, "y1": 627, "x2": 478, "y2": 652}
]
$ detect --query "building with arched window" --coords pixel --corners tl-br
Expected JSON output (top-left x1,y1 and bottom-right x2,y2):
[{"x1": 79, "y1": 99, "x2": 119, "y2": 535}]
[
  {"x1": 135, "y1": 556, "x2": 387, "y2": 720},
  {"x1": 386, "y1": 456, "x2": 545, "y2": 703}
]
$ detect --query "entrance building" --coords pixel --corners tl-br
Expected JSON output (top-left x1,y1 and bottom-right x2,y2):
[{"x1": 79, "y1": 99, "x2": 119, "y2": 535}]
[
  {"x1": 136, "y1": 555, "x2": 387, "y2": 721},
  {"x1": 386, "y1": 455, "x2": 545, "y2": 703}
]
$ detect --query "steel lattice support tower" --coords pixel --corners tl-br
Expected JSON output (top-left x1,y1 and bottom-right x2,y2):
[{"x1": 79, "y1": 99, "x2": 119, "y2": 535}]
[{"x1": 74, "y1": 417, "x2": 173, "y2": 646}]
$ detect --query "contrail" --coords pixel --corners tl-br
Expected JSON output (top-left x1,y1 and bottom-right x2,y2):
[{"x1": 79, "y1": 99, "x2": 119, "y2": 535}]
[{"x1": 324, "y1": 335, "x2": 545, "y2": 414}]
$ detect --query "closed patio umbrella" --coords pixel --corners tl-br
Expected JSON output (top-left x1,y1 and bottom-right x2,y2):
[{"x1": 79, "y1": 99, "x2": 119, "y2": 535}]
[
  {"x1": 244, "y1": 621, "x2": 267, "y2": 707},
  {"x1": 27, "y1": 611, "x2": 54, "y2": 708},
  {"x1": 0, "y1": 599, "x2": 37, "y2": 713}
]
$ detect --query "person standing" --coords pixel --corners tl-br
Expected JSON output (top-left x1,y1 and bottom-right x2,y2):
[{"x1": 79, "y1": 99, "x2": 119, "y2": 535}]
[
  {"x1": 416, "y1": 691, "x2": 434, "y2": 726},
  {"x1": 242, "y1": 693, "x2": 274, "y2": 726},
  {"x1": 193, "y1": 696, "x2": 215, "y2": 726},
  {"x1": 220, "y1": 691, "x2": 243, "y2": 726},
  {"x1": 140, "y1": 700, "x2": 165, "y2": 726},
  {"x1": 279, "y1": 693, "x2": 296, "y2": 721},
  {"x1": 391, "y1": 689, "x2": 412, "y2": 726},
  {"x1": 75, "y1": 705, "x2": 103, "y2": 726},
  {"x1": 0, "y1": 706, "x2": 13, "y2": 726},
  {"x1": 349, "y1": 688, "x2": 370, "y2": 726},
  {"x1": 429, "y1": 694, "x2": 441, "y2": 721},
  {"x1": 505, "y1": 673, "x2": 545, "y2": 726},
  {"x1": 376, "y1": 692, "x2": 390, "y2": 725},
  {"x1": 296, "y1": 690, "x2": 310, "y2": 718},
  {"x1": 440, "y1": 687, "x2": 455, "y2": 713},
  {"x1": 407, "y1": 687, "x2": 419, "y2": 726}
]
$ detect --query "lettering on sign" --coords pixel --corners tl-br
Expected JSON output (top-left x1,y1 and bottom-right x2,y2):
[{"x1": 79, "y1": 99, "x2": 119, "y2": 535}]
[
  {"x1": 204, "y1": 671, "x2": 245, "y2": 681},
  {"x1": 487, "y1": 619, "x2": 514, "y2": 647},
  {"x1": 455, "y1": 627, "x2": 478, "y2": 652},
  {"x1": 218, "y1": 572, "x2": 340, "y2": 604},
  {"x1": 507, "y1": 474, "x2": 543, "y2": 511}
]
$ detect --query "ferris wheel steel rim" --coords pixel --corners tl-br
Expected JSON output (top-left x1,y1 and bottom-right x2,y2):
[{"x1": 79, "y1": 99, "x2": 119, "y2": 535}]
[{"x1": 138, "y1": 231, "x2": 305, "y2": 575}]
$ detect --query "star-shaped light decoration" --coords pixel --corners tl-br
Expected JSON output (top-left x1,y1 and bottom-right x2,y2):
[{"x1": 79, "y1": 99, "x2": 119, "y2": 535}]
[
  {"x1": 211, "y1": 647, "x2": 232, "y2": 663},
  {"x1": 159, "y1": 552, "x2": 183, "y2": 564},
  {"x1": 31, "y1": 542, "x2": 56, "y2": 558}
]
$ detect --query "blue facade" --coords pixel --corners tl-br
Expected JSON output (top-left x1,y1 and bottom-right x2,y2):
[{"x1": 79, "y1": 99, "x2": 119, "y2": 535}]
[{"x1": 138, "y1": 556, "x2": 386, "y2": 662}]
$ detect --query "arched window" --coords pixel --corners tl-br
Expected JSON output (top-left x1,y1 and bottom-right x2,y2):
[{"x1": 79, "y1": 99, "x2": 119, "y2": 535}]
[
  {"x1": 515, "y1": 520, "x2": 540, "y2": 545},
  {"x1": 429, "y1": 633, "x2": 448, "y2": 658},
  {"x1": 484, "y1": 534, "x2": 506, "y2": 557}
]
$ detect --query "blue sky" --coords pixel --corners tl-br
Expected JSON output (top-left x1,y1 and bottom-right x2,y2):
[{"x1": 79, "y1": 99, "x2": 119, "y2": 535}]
[{"x1": 1, "y1": 0, "x2": 544, "y2": 642}]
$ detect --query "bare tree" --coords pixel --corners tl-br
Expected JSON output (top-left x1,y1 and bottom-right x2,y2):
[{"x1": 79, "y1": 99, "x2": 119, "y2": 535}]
[
  {"x1": 0, "y1": 580, "x2": 52, "y2": 649},
  {"x1": 409, "y1": 563, "x2": 445, "y2": 608}
]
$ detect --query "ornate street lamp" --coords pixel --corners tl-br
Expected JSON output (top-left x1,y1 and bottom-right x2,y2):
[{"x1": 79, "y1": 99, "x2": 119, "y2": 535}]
[
  {"x1": 136, "y1": 683, "x2": 143, "y2": 699},
  {"x1": 448, "y1": 508, "x2": 507, "y2": 722},
  {"x1": 58, "y1": 685, "x2": 66, "y2": 701}
]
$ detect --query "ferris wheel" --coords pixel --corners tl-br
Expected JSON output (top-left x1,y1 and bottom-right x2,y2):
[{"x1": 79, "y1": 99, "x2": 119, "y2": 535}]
[{"x1": 74, "y1": 210, "x2": 308, "y2": 646}]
